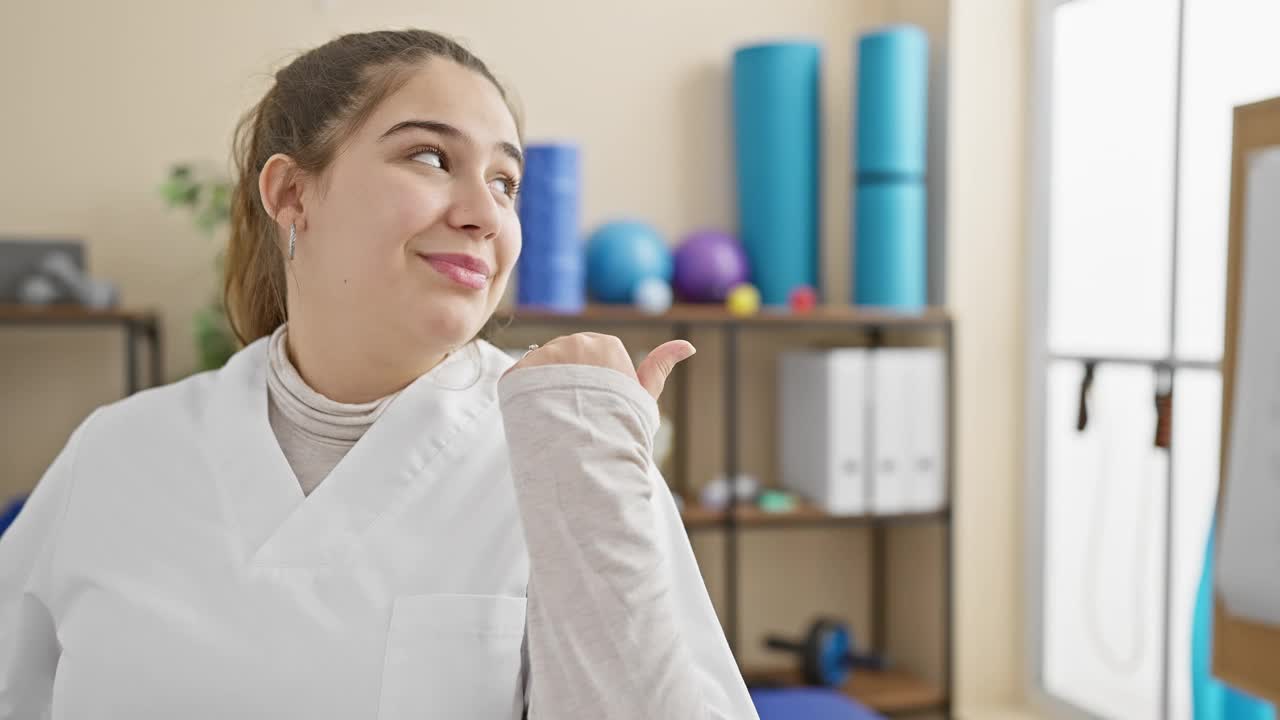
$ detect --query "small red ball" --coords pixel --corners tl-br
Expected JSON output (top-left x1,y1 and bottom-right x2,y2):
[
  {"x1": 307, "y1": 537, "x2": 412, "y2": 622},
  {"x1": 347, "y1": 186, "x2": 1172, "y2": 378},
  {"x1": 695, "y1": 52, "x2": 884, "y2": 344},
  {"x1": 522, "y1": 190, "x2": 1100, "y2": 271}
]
[{"x1": 788, "y1": 285, "x2": 817, "y2": 313}]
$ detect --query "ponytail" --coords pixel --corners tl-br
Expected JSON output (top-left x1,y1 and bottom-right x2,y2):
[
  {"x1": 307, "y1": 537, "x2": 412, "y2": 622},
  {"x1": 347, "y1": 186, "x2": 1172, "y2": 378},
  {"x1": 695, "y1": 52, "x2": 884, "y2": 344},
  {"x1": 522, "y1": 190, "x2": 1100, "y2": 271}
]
[{"x1": 223, "y1": 96, "x2": 288, "y2": 346}]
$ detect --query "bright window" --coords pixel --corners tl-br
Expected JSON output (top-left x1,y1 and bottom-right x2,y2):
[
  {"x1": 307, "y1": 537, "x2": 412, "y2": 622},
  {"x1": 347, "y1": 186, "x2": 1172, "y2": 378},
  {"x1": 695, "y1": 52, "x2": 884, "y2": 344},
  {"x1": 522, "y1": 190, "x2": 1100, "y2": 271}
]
[{"x1": 1030, "y1": 0, "x2": 1278, "y2": 717}]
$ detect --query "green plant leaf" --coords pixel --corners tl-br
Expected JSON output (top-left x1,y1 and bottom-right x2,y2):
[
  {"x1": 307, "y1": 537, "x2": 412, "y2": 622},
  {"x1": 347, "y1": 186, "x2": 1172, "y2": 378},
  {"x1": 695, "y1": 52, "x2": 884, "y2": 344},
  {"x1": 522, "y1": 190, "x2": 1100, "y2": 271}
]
[
  {"x1": 193, "y1": 304, "x2": 237, "y2": 371},
  {"x1": 165, "y1": 161, "x2": 237, "y2": 372}
]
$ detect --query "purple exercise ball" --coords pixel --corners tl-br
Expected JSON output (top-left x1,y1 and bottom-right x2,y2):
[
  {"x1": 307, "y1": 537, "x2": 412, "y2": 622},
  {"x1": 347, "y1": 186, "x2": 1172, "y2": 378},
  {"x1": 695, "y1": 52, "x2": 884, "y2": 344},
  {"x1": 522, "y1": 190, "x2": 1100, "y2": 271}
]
[{"x1": 673, "y1": 230, "x2": 751, "y2": 303}]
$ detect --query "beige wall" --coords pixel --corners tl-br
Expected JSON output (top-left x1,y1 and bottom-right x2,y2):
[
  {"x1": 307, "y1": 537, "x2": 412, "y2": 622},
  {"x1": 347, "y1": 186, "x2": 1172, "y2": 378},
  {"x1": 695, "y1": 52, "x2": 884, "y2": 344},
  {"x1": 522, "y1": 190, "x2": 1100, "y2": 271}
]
[
  {"x1": 1, "y1": 0, "x2": 877, "y2": 483},
  {"x1": 0, "y1": 0, "x2": 1033, "y2": 712},
  {"x1": 947, "y1": 0, "x2": 1032, "y2": 711}
]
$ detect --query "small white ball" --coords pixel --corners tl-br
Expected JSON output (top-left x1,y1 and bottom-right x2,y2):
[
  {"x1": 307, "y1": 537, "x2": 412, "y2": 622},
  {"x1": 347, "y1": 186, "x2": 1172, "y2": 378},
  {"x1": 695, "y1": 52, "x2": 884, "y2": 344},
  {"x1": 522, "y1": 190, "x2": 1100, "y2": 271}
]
[
  {"x1": 700, "y1": 477, "x2": 731, "y2": 510},
  {"x1": 633, "y1": 277, "x2": 673, "y2": 315}
]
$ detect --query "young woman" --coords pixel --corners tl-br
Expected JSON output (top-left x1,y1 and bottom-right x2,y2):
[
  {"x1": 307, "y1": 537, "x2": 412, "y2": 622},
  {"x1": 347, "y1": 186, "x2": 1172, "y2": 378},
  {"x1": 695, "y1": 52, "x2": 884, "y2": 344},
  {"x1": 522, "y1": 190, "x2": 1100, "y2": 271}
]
[{"x1": 0, "y1": 29, "x2": 756, "y2": 719}]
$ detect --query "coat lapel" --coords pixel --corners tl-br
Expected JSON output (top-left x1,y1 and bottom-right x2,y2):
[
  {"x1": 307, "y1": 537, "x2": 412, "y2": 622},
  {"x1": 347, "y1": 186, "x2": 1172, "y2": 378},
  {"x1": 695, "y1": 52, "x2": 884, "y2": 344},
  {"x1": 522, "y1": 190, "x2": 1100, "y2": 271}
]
[
  {"x1": 204, "y1": 338, "x2": 506, "y2": 569},
  {"x1": 203, "y1": 338, "x2": 304, "y2": 564}
]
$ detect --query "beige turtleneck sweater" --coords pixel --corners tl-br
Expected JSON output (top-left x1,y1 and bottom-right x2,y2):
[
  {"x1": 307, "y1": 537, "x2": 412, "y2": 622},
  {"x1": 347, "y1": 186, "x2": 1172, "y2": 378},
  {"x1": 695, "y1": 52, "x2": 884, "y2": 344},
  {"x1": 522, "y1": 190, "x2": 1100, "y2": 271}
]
[{"x1": 264, "y1": 325, "x2": 403, "y2": 495}]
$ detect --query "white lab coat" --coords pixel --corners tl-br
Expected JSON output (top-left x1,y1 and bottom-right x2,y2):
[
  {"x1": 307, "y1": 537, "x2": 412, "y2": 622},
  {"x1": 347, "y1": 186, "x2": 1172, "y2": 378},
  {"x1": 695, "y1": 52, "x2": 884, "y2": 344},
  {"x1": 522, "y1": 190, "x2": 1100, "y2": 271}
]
[{"x1": 0, "y1": 337, "x2": 756, "y2": 719}]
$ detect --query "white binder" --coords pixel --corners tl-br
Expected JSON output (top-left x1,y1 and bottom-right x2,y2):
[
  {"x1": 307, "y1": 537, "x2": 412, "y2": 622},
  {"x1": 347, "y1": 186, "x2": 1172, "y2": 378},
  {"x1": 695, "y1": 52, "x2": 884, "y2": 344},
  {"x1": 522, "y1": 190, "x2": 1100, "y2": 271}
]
[
  {"x1": 778, "y1": 349, "x2": 869, "y2": 515},
  {"x1": 905, "y1": 349, "x2": 947, "y2": 512},
  {"x1": 779, "y1": 347, "x2": 946, "y2": 516},
  {"x1": 870, "y1": 349, "x2": 910, "y2": 514}
]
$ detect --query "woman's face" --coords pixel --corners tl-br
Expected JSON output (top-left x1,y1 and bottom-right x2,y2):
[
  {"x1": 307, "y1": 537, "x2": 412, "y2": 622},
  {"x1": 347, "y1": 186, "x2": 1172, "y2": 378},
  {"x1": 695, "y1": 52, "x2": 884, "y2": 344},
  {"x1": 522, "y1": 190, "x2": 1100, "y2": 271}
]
[{"x1": 294, "y1": 58, "x2": 522, "y2": 356}]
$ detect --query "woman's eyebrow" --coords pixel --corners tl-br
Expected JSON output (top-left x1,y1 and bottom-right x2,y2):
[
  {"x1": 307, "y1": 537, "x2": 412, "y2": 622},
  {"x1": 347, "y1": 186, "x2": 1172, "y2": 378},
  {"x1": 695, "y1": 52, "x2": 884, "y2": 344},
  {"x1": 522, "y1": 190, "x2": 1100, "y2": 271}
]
[{"x1": 379, "y1": 119, "x2": 523, "y2": 170}]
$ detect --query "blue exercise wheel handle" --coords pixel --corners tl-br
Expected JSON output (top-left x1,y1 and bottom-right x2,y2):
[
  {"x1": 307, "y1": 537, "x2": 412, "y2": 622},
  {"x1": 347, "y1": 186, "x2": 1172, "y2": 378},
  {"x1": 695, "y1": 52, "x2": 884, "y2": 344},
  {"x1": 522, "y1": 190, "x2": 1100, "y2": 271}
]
[{"x1": 765, "y1": 619, "x2": 886, "y2": 689}]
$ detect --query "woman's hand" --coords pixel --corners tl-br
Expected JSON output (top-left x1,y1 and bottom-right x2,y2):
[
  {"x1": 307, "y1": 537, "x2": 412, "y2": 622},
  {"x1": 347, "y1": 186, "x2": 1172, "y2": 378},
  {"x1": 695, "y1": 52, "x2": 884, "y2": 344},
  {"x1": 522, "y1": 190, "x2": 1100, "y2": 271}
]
[{"x1": 503, "y1": 332, "x2": 696, "y2": 401}]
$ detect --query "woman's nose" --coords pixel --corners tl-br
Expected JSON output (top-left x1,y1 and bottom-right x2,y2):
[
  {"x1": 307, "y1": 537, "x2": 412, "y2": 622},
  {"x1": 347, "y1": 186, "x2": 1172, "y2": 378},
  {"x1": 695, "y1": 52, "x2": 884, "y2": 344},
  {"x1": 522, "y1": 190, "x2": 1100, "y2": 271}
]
[{"x1": 445, "y1": 178, "x2": 502, "y2": 240}]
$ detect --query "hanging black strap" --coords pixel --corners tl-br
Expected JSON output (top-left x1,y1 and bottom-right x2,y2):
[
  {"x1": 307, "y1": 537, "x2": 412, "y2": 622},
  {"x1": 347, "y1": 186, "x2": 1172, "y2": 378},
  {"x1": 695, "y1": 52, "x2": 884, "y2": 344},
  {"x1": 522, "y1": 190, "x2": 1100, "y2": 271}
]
[{"x1": 1077, "y1": 360, "x2": 1097, "y2": 432}]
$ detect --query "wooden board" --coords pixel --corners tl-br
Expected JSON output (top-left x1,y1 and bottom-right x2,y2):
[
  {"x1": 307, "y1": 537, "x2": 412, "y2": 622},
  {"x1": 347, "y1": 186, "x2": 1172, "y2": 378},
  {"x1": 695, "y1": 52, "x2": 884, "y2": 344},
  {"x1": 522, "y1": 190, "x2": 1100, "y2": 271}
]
[
  {"x1": 0, "y1": 303, "x2": 157, "y2": 324},
  {"x1": 498, "y1": 302, "x2": 950, "y2": 328},
  {"x1": 679, "y1": 499, "x2": 947, "y2": 531},
  {"x1": 1214, "y1": 95, "x2": 1280, "y2": 705}
]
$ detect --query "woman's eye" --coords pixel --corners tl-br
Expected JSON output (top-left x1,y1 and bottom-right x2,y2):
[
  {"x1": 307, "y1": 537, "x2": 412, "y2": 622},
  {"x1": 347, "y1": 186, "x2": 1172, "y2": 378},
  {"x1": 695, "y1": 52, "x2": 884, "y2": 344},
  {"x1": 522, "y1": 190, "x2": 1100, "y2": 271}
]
[
  {"x1": 489, "y1": 177, "x2": 512, "y2": 196},
  {"x1": 411, "y1": 148, "x2": 445, "y2": 169}
]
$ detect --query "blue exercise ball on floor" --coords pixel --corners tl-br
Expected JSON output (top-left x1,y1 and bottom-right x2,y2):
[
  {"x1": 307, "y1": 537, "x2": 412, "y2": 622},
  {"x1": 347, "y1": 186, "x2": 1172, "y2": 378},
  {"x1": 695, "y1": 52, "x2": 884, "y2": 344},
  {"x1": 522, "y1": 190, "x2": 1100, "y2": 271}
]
[
  {"x1": 750, "y1": 688, "x2": 882, "y2": 720},
  {"x1": 586, "y1": 220, "x2": 673, "y2": 304}
]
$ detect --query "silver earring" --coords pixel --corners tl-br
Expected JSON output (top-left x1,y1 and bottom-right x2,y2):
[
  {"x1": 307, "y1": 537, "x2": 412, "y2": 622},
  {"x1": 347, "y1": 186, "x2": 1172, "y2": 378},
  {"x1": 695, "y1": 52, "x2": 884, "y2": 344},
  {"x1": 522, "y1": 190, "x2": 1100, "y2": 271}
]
[{"x1": 288, "y1": 223, "x2": 296, "y2": 260}]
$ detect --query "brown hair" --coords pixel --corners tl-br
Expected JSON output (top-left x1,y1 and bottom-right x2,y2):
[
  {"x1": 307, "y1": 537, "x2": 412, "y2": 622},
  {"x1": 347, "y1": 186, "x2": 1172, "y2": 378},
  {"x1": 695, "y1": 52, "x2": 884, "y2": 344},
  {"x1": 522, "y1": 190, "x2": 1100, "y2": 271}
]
[{"x1": 224, "y1": 29, "x2": 520, "y2": 346}]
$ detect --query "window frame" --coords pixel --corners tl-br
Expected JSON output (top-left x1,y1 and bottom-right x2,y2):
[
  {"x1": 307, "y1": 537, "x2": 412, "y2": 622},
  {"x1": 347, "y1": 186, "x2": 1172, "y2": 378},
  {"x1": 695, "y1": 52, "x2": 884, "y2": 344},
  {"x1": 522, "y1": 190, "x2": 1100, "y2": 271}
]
[{"x1": 1024, "y1": 0, "x2": 1201, "y2": 717}]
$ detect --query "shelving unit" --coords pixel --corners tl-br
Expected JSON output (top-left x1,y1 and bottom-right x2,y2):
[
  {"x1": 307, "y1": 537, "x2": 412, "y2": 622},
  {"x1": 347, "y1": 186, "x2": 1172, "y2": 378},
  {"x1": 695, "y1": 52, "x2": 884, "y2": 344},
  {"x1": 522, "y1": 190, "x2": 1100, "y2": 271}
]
[{"x1": 499, "y1": 302, "x2": 954, "y2": 718}]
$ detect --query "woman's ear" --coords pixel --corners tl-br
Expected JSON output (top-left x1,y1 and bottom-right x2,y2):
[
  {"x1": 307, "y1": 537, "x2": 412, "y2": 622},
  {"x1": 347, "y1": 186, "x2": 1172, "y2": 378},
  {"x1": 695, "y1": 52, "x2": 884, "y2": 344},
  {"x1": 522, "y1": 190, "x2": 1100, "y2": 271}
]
[{"x1": 259, "y1": 153, "x2": 306, "y2": 231}]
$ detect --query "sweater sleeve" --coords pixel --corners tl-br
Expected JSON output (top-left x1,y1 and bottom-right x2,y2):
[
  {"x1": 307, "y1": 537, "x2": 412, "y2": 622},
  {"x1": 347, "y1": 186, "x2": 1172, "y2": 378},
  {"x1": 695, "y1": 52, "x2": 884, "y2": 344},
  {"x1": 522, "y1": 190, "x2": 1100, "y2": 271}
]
[{"x1": 498, "y1": 364, "x2": 758, "y2": 720}]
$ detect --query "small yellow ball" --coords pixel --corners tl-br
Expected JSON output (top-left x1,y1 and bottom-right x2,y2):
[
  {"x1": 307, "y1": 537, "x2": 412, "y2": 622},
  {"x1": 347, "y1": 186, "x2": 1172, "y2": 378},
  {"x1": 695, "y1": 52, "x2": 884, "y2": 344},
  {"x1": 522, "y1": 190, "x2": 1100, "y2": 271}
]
[{"x1": 725, "y1": 283, "x2": 761, "y2": 317}]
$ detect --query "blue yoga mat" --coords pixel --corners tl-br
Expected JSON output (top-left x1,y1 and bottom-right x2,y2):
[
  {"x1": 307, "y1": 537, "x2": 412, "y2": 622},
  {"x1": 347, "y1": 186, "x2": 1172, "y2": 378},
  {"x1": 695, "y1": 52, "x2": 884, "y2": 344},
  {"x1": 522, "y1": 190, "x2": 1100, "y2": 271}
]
[
  {"x1": 516, "y1": 143, "x2": 584, "y2": 313},
  {"x1": 732, "y1": 42, "x2": 820, "y2": 306},
  {"x1": 854, "y1": 182, "x2": 926, "y2": 308}
]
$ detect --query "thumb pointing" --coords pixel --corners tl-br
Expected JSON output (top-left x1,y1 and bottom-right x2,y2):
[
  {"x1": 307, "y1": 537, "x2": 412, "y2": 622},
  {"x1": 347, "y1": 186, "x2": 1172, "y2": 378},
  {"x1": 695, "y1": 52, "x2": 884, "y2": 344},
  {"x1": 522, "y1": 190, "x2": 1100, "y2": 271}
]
[{"x1": 636, "y1": 340, "x2": 696, "y2": 400}]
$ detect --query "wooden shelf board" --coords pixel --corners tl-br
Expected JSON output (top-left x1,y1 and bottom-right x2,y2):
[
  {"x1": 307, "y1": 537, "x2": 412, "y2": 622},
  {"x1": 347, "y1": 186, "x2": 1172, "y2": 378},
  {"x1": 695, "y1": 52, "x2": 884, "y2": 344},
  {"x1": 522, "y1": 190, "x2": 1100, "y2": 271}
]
[
  {"x1": 680, "y1": 500, "x2": 948, "y2": 531},
  {"x1": 0, "y1": 303, "x2": 157, "y2": 324},
  {"x1": 745, "y1": 666, "x2": 947, "y2": 715},
  {"x1": 497, "y1": 303, "x2": 949, "y2": 328},
  {"x1": 680, "y1": 503, "x2": 727, "y2": 529}
]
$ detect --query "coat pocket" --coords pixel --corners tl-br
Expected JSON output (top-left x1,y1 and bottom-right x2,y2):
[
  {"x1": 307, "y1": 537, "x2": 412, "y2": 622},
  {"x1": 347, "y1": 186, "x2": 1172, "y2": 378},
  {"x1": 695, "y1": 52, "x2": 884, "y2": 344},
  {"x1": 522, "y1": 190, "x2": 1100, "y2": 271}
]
[{"x1": 377, "y1": 593, "x2": 527, "y2": 720}]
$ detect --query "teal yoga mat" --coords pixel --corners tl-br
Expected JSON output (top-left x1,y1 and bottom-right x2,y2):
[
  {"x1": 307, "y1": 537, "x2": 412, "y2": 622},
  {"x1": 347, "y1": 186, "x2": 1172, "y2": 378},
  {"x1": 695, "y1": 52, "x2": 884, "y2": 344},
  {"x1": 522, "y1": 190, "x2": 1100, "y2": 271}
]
[
  {"x1": 856, "y1": 25, "x2": 928, "y2": 176},
  {"x1": 854, "y1": 182, "x2": 926, "y2": 309},
  {"x1": 853, "y1": 25, "x2": 929, "y2": 309},
  {"x1": 732, "y1": 42, "x2": 820, "y2": 306}
]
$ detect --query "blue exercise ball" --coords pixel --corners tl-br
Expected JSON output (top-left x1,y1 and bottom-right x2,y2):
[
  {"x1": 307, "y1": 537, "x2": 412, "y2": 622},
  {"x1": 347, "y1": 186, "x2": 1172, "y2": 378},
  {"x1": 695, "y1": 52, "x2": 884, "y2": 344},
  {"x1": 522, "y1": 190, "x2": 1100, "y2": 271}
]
[{"x1": 586, "y1": 221, "x2": 673, "y2": 304}]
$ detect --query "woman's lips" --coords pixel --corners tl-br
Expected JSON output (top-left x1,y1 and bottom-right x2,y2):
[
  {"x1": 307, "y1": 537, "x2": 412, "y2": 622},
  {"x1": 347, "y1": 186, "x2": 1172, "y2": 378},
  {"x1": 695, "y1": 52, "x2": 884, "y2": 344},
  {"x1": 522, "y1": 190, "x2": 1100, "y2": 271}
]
[{"x1": 418, "y1": 254, "x2": 490, "y2": 290}]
